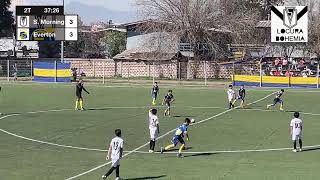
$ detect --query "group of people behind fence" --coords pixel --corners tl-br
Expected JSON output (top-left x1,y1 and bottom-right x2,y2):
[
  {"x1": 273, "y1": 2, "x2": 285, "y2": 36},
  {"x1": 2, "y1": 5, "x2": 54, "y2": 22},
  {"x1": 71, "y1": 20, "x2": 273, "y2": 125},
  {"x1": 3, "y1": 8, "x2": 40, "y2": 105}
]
[{"x1": 263, "y1": 57, "x2": 318, "y2": 78}]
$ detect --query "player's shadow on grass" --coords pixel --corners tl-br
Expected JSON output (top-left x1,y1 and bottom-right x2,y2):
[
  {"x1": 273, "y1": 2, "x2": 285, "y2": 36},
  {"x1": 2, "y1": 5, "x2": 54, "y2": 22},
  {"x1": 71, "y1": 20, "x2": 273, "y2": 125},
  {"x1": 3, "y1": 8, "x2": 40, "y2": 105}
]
[
  {"x1": 86, "y1": 108, "x2": 112, "y2": 111},
  {"x1": 124, "y1": 175, "x2": 166, "y2": 180},
  {"x1": 158, "y1": 147, "x2": 192, "y2": 152},
  {"x1": 184, "y1": 152, "x2": 217, "y2": 158},
  {"x1": 301, "y1": 147, "x2": 320, "y2": 152},
  {"x1": 172, "y1": 115, "x2": 196, "y2": 118}
]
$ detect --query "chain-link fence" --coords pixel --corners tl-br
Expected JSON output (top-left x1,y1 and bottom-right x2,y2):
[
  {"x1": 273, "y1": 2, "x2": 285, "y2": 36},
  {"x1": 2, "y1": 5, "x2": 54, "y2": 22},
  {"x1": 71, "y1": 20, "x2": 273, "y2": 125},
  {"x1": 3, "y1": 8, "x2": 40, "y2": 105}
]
[
  {"x1": 5, "y1": 58, "x2": 318, "y2": 88},
  {"x1": 0, "y1": 59, "x2": 33, "y2": 81},
  {"x1": 233, "y1": 58, "x2": 320, "y2": 88}
]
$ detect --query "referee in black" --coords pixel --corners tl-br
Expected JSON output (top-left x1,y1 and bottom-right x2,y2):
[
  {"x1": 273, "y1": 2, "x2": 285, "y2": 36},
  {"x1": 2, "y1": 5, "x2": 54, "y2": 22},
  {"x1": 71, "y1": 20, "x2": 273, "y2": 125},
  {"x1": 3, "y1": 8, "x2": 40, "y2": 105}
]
[{"x1": 75, "y1": 80, "x2": 90, "y2": 110}]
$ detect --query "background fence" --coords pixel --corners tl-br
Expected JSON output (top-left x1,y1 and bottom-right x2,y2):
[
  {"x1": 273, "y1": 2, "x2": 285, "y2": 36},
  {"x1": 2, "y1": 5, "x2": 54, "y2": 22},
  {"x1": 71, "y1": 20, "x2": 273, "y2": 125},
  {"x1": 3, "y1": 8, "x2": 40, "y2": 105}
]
[{"x1": 1, "y1": 58, "x2": 319, "y2": 88}]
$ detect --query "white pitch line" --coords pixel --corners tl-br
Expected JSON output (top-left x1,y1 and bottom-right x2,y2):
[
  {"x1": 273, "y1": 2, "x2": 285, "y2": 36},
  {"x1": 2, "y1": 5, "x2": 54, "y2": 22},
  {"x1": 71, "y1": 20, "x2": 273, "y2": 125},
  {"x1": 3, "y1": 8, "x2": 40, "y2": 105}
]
[
  {"x1": 64, "y1": 92, "x2": 275, "y2": 180},
  {"x1": 131, "y1": 144, "x2": 320, "y2": 154},
  {"x1": 3, "y1": 81, "x2": 320, "y2": 93},
  {"x1": 192, "y1": 106, "x2": 320, "y2": 116},
  {"x1": 2, "y1": 120, "x2": 320, "y2": 154},
  {"x1": 0, "y1": 93, "x2": 319, "y2": 179},
  {"x1": 1, "y1": 104, "x2": 319, "y2": 157}
]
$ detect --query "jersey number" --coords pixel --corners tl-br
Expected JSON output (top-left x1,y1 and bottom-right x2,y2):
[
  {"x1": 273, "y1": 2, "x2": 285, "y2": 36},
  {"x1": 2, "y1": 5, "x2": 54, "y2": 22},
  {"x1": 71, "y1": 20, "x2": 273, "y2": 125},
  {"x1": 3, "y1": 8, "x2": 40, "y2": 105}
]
[
  {"x1": 113, "y1": 142, "x2": 119, "y2": 150},
  {"x1": 295, "y1": 123, "x2": 300, "y2": 128}
]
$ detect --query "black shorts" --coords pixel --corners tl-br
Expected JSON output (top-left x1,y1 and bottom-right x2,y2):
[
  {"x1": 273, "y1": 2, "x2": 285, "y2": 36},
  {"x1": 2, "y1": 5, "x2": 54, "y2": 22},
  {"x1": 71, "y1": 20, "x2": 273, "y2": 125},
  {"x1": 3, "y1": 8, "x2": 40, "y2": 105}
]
[
  {"x1": 166, "y1": 102, "x2": 171, "y2": 108},
  {"x1": 152, "y1": 93, "x2": 158, "y2": 99},
  {"x1": 76, "y1": 92, "x2": 82, "y2": 99}
]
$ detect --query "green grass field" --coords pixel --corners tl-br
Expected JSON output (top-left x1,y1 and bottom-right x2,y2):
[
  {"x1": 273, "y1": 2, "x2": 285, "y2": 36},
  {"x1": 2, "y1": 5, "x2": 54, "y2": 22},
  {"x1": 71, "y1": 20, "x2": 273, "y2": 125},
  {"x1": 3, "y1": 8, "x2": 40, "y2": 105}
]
[{"x1": 1, "y1": 82, "x2": 320, "y2": 180}]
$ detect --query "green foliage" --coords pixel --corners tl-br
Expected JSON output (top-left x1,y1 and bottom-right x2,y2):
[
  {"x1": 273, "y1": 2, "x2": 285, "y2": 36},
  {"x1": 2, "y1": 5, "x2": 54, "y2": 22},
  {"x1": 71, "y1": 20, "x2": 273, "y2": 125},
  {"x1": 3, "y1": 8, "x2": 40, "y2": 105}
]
[
  {"x1": 102, "y1": 31, "x2": 126, "y2": 58},
  {"x1": 0, "y1": 0, "x2": 14, "y2": 37}
]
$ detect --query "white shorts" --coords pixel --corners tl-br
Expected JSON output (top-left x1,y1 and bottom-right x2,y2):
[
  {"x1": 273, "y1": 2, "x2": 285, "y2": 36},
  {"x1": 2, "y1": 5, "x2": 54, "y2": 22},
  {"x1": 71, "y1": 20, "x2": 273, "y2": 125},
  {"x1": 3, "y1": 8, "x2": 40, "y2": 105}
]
[
  {"x1": 149, "y1": 128, "x2": 158, "y2": 140},
  {"x1": 228, "y1": 97, "x2": 234, "y2": 102},
  {"x1": 111, "y1": 158, "x2": 120, "y2": 167},
  {"x1": 292, "y1": 134, "x2": 302, "y2": 141}
]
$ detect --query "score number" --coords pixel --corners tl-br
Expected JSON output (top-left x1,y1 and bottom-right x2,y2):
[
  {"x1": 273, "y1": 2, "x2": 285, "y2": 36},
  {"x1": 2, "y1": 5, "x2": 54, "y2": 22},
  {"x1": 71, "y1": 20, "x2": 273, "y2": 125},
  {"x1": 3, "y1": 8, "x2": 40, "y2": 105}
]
[{"x1": 65, "y1": 15, "x2": 78, "y2": 41}]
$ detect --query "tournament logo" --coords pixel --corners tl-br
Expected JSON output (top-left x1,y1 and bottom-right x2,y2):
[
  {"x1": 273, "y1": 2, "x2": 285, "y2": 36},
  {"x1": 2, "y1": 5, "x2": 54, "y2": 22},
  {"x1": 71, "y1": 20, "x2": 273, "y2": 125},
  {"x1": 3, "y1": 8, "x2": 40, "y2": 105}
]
[{"x1": 271, "y1": 6, "x2": 308, "y2": 43}]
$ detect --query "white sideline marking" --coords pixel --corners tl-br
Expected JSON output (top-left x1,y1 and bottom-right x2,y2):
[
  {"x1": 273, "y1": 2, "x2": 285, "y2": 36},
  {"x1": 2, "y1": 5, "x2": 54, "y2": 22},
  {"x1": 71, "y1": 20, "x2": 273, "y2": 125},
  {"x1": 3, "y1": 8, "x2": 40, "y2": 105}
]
[
  {"x1": 64, "y1": 92, "x2": 275, "y2": 180},
  {"x1": 2, "y1": 82, "x2": 320, "y2": 93},
  {"x1": 192, "y1": 107, "x2": 320, "y2": 116}
]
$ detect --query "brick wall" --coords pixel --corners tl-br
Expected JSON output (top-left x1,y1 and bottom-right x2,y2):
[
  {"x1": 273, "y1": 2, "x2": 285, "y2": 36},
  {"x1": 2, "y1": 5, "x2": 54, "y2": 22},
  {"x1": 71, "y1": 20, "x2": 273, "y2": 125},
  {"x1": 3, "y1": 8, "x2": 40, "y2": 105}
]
[{"x1": 64, "y1": 59, "x2": 255, "y2": 79}]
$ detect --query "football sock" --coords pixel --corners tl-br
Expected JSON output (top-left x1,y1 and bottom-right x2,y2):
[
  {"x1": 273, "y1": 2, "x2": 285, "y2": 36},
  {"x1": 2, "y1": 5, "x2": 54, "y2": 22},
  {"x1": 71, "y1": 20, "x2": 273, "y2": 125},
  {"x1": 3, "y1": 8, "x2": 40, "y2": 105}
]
[
  {"x1": 165, "y1": 144, "x2": 175, "y2": 151},
  {"x1": 299, "y1": 139, "x2": 303, "y2": 149},
  {"x1": 149, "y1": 140, "x2": 153, "y2": 150},
  {"x1": 280, "y1": 104, "x2": 283, "y2": 110},
  {"x1": 179, "y1": 144, "x2": 185, "y2": 154},
  {"x1": 152, "y1": 140, "x2": 156, "y2": 150},
  {"x1": 116, "y1": 165, "x2": 120, "y2": 178},
  {"x1": 105, "y1": 167, "x2": 116, "y2": 177},
  {"x1": 79, "y1": 100, "x2": 83, "y2": 109},
  {"x1": 75, "y1": 100, "x2": 79, "y2": 109},
  {"x1": 293, "y1": 141, "x2": 297, "y2": 149}
]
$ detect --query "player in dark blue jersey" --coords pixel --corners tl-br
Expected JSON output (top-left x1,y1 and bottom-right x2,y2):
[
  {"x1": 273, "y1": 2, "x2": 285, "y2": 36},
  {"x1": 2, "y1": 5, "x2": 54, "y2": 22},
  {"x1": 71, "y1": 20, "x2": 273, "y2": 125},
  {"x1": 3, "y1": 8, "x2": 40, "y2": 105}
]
[
  {"x1": 232, "y1": 85, "x2": 246, "y2": 108},
  {"x1": 267, "y1": 89, "x2": 284, "y2": 111},
  {"x1": 160, "y1": 118, "x2": 191, "y2": 158},
  {"x1": 151, "y1": 82, "x2": 159, "y2": 105},
  {"x1": 162, "y1": 90, "x2": 175, "y2": 116}
]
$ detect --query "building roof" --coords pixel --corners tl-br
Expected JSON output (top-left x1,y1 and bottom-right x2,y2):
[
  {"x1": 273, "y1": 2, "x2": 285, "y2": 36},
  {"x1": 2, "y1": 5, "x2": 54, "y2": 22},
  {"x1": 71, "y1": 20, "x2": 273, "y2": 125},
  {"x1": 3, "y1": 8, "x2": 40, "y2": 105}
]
[
  {"x1": 121, "y1": 19, "x2": 156, "y2": 27},
  {"x1": 256, "y1": 20, "x2": 271, "y2": 28},
  {"x1": 81, "y1": 27, "x2": 126, "y2": 33},
  {"x1": 208, "y1": 27, "x2": 232, "y2": 33},
  {"x1": 113, "y1": 49, "x2": 179, "y2": 61}
]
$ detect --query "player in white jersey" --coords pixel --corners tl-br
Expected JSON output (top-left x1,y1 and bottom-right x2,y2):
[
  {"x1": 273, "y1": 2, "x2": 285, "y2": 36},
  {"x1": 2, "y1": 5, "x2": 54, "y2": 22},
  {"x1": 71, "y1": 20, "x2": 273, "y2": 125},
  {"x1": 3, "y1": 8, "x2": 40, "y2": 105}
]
[
  {"x1": 227, "y1": 85, "x2": 235, "y2": 109},
  {"x1": 149, "y1": 109, "x2": 160, "y2": 153},
  {"x1": 290, "y1": 112, "x2": 303, "y2": 152},
  {"x1": 102, "y1": 129, "x2": 124, "y2": 180}
]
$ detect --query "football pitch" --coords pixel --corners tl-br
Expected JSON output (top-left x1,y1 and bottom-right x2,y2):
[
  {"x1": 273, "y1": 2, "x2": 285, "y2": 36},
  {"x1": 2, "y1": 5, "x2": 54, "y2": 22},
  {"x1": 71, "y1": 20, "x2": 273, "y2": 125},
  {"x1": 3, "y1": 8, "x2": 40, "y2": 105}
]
[{"x1": 1, "y1": 82, "x2": 320, "y2": 180}]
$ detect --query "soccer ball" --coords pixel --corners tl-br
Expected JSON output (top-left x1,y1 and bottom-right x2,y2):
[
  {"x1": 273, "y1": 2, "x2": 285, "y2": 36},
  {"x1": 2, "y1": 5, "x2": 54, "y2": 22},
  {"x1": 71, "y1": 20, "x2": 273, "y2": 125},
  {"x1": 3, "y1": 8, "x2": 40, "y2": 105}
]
[{"x1": 190, "y1": 118, "x2": 195, "y2": 123}]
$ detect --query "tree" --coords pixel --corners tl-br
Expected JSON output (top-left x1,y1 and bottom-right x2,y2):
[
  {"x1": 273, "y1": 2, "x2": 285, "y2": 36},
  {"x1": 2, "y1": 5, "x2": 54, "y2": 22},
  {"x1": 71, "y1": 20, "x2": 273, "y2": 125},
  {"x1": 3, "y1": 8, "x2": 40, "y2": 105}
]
[
  {"x1": 101, "y1": 31, "x2": 126, "y2": 58},
  {"x1": 0, "y1": 0, "x2": 14, "y2": 37},
  {"x1": 306, "y1": 0, "x2": 320, "y2": 59},
  {"x1": 136, "y1": 0, "x2": 235, "y2": 60},
  {"x1": 38, "y1": 41, "x2": 61, "y2": 58},
  {"x1": 221, "y1": 0, "x2": 284, "y2": 20}
]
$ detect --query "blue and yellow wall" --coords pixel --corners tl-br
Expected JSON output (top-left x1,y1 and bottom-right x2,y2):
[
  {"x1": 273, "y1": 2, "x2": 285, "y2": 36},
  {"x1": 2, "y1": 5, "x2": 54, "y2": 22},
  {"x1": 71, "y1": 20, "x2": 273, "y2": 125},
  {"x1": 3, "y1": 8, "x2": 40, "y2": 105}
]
[
  {"x1": 33, "y1": 62, "x2": 71, "y2": 82},
  {"x1": 233, "y1": 75, "x2": 319, "y2": 88}
]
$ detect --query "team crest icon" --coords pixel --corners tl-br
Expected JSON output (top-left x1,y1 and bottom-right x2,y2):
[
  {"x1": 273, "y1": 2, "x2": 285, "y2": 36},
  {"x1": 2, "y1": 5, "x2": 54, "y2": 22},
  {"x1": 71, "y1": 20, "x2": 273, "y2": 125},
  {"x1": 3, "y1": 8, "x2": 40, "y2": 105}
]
[
  {"x1": 271, "y1": 6, "x2": 308, "y2": 29},
  {"x1": 17, "y1": 28, "x2": 30, "y2": 41},
  {"x1": 283, "y1": 7, "x2": 298, "y2": 29},
  {"x1": 19, "y1": 31, "x2": 28, "y2": 39},
  {"x1": 20, "y1": 16, "x2": 28, "y2": 27}
]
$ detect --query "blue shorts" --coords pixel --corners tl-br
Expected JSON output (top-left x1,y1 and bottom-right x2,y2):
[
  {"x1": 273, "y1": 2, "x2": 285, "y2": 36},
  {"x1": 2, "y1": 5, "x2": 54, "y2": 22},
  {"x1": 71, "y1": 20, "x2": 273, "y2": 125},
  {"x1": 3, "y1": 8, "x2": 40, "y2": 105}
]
[
  {"x1": 171, "y1": 135, "x2": 185, "y2": 146},
  {"x1": 273, "y1": 98, "x2": 283, "y2": 105},
  {"x1": 237, "y1": 96, "x2": 245, "y2": 101}
]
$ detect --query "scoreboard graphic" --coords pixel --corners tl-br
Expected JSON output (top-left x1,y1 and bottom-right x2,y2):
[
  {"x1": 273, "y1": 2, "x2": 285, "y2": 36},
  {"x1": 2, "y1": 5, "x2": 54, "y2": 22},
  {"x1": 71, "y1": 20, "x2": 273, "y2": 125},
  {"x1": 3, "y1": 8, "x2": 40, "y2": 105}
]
[{"x1": 16, "y1": 6, "x2": 78, "y2": 41}]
